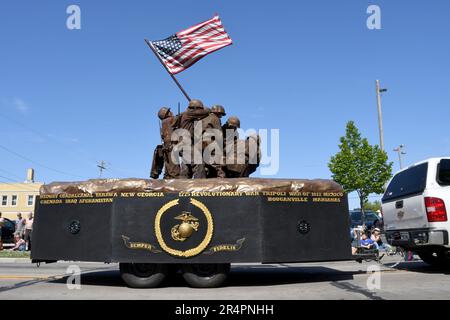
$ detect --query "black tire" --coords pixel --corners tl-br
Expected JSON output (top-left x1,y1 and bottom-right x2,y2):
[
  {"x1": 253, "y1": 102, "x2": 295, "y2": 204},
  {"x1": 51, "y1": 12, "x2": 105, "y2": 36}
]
[
  {"x1": 181, "y1": 263, "x2": 230, "y2": 288},
  {"x1": 120, "y1": 263, "x2": 168, "y2": 288},
  {"x1": 418, "y1": 250, "x2": 450, "y2": 267}
]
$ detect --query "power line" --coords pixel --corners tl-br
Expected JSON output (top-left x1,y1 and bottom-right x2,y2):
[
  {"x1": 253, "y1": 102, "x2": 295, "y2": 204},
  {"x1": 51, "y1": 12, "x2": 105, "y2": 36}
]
[
  {"x1": 0, "y1": 168, "x2": 24, "y2": 181},
  {"x1": 102, "y1": 163, "x2": 143, "y2": 178},
  {"x1": 0, "y1": 144, "x2": 87, "y2": 180},
  {"x1": 0, "y1": 112, "x2": 138, "y2": 179},
  {"x1": 0, "y1": 112, "x2": 53, "y2": 144},
  {"x1": 0, "y1": 111, "x2": 101, "y2": 168},
  {"x1": 0, "y1": 176, "x2": 42, "y2": 192}
]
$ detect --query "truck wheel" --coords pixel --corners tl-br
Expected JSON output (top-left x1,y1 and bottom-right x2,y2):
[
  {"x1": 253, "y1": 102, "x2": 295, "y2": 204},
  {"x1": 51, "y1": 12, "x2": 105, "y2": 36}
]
[
  {"x1": 120, "y1": 263, "x2": 168, "y2": 288},
  {"x1": 418, "y1": 250, "x2": 450, "y2": 268},
  {"x1": 181, "y1": 263, "x2": 230, "y2": 288}
]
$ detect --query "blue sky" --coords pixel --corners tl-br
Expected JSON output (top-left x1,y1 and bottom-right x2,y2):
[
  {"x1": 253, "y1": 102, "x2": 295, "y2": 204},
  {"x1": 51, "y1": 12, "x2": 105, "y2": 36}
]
[{"x1": 1, "y1": 0, "x2": 449, "y2": 209}]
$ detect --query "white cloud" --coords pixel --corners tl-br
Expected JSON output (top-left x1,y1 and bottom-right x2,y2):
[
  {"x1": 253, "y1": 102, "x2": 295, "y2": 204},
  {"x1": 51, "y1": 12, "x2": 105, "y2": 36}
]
[
  {"x1": 64, "y1": 137, "x2": 80, "y2": 143},
  {"x1": 13, "y1": 98, "x2": 29, "y2": 114}
]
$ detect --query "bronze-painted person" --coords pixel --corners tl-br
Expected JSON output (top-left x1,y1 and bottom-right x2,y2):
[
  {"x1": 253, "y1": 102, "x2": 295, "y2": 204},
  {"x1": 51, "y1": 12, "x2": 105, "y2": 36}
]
[
  {"x1": 202, "y1": 105, "x2": 227, "y2": 178},
  {"x1": 179, "y1": 99, "x2": 210, "y2": 136},
  {"x1": 209, "y1": 105, "x2": 226, "y2": 129},
  {"x1": 222, "y1": 116, "x2": 247, "y2": 178},
  {"x1": 179, "y1": 99, "x2": 210, "y2": 179},
  {"x1": 242, "y1": 133, "x2": 261, "y2": 177},
  {"x1": 151, "y1": 107, "x2": 181, "y2": 179}
]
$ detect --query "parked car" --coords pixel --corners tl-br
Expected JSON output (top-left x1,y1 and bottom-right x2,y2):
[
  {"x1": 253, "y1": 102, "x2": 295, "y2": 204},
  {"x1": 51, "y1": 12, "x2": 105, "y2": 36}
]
[
  {"x1": 1, "y1": 218, "x2": 16, "y2": 244},
  {"x1": 382, "y1": 157, "x2": 450, "y2": 267},
  {"x1": 349, "y1": 210, "x2": 382, "y2": 230}
]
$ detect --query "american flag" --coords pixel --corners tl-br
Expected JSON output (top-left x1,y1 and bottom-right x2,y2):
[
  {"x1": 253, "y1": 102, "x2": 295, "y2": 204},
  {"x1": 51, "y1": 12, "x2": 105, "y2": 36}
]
[{"x1": 150, "y1": 15, "x2": 232, "y2": 75}]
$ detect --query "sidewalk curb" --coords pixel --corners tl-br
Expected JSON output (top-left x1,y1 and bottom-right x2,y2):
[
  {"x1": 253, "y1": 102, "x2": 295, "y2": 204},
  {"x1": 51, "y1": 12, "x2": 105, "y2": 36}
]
[
  {"x1": 0, "y1": 258, "x2": 119, "y2": 265},
  {"x1": 0, "y1": 258, "x2": 32, "y2": 264}
]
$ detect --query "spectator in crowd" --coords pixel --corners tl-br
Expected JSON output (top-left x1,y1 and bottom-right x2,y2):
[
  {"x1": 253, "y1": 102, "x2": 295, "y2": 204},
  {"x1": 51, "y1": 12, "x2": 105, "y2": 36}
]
[
  {"x1": 351, "y1": 228, "x2": 358, "y2": 255},
  {"x1": 10, "y1": 233, "x2": 26, "y2": 251},
  {"x1": 24, "y1": 213, "x2": 33, "y2": 251},
  {"x1": 371, "y1": 228, "x2": 392, "y2": 251},
  {"x1": 15, "y1": 212, "x2": 26, "y2": 238},
  {"x1": 351, "y1": 226, "x2": 365, "y2": 255},
  {"x1": 359, "y1": 231, "x2": 375, "y2": 249}
]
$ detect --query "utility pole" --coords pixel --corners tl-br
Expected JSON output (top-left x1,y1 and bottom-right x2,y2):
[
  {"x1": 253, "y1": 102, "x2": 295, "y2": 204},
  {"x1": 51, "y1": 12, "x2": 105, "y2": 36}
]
[
  {"x1": 97, "y1": 160, "x2": 108, "y2": 178},
  {"x1": 393, "y1": 145, "x2": 406, "y2": 169},
  {"x1": 375, "y1": 80, "x2": 387, "y2": 151}
]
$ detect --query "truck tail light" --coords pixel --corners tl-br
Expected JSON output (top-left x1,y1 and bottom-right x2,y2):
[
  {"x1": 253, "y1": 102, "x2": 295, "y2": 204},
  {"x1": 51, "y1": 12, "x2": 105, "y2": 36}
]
[{"x1": 425, "y1": 197, "x2": 448, "y2": 222}]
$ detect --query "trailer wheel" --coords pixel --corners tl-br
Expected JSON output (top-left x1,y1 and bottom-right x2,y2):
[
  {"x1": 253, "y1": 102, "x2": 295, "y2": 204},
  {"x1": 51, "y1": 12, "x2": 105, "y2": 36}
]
[
  {"x1": 181, "y1": 263, "x2": 230, "y2": 288},
  {"x1": 120, "y1": 263, "x2": 168, "y2": 288}
]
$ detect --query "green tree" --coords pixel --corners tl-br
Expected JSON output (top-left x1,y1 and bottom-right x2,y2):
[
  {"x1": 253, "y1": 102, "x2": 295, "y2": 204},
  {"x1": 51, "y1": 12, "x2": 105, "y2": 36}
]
[
  {"x1": 329, "y1": 121, "x2": 392, "y2": 225},
  {"x1": 363, "y1": 200, "x2": 382, "y2": 212}
]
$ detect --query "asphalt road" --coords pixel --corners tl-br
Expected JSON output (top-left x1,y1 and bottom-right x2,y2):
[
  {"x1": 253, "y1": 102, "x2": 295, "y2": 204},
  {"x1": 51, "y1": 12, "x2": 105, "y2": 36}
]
[{"x1": 1, "y1": 256, "x2": 450, "y2": 300}]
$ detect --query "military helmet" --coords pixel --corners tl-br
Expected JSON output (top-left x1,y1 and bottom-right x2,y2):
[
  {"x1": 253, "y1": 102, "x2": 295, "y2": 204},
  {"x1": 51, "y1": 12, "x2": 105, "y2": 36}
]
[
  {"x1": 188, "y1": 99, "x2": 204, "y2": 109},
  {"x1": 157, "y1": 107, "x2": 171, "y2": 120},
  {"x1": 211, "y1": 105, "x2": 226, "y2": 116},
  {"x1": 226, "y1": 116, "x2": 241, "y2": 128},
  {"x1": 247, "y1": 133, "x2": 260, "y2": 143}
]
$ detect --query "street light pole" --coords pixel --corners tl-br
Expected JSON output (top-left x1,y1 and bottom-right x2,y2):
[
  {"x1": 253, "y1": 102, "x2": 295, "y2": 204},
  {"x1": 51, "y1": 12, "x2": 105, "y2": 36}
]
[
  {"x1": 375, "y1": 80, "x2": 387, "y2": 152},
  {"x1": 393, "y1": 145, "x2": 406, "y2": 169}
]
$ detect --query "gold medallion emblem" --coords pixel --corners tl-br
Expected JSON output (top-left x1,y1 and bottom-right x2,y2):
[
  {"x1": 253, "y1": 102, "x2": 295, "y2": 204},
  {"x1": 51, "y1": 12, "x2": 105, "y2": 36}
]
[
  {"x1": 155, "y1": 198, "x2": 213, "y2": 258},
  {"x1": 171, "y1": 211, "x2": 199, "y2": 242}
]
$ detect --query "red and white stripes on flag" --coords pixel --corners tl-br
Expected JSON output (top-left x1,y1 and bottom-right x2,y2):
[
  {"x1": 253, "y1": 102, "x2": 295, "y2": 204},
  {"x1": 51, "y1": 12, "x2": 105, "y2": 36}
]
[{"x1": 150, "y1": 15, "x2": 233, "y2": 74}]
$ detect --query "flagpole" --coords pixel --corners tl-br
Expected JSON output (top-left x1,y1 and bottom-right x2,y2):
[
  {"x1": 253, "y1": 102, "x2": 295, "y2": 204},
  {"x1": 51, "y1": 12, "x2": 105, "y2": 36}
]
[{"x1": 144, "y1": 39, "x2": 191, "y2": 102}]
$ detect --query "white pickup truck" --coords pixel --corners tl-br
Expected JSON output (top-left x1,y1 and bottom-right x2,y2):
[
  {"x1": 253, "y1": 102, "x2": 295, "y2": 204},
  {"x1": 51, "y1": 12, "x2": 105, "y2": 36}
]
[{"x1": 382, "y1": 157, "x2": 450, "y2": 267}]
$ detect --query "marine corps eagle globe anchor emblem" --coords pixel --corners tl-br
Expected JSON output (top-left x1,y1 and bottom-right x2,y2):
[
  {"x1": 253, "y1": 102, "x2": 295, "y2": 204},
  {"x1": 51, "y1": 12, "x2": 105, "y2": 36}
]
[
  {"x1": 155, "y1": 198, "x2": 214, "y2": 258},
  {"x1": 171, "y1": 211, "x2": 200, "y2": 241}
]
